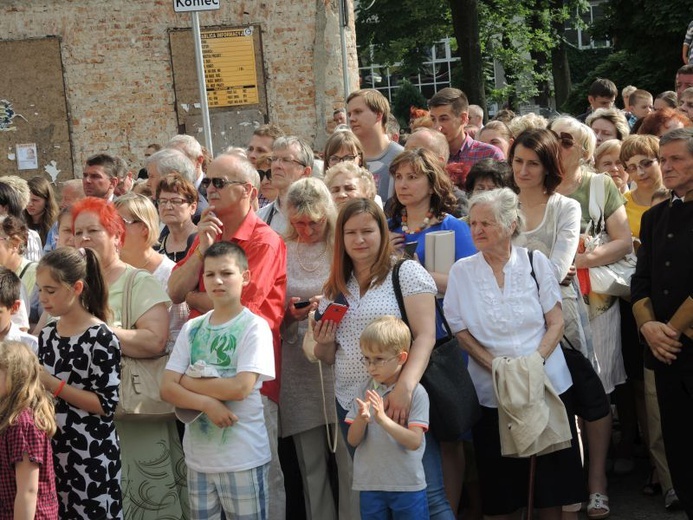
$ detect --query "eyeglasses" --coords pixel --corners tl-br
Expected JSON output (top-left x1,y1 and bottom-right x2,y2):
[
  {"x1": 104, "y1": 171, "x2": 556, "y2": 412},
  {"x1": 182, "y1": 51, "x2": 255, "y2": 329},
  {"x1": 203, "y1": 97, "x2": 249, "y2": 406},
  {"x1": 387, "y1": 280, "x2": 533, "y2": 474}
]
[
  {"x1": 625, "y1": 158, "x2": 657, "y2": 175},
  {"x1": 328, "y1": 154, "x2": 357, "y2": 166},
  {"x1": 156, "y1": 197, "x2": 189, "y2": 208},
  {"x1": 270, "y1": 156, "x2": 306, "y2": 167},
  {"x1": 200, "y1": 178, "x2": 248, "y2": 190},
  {"x1": 257, "y1": 169, "x2": 272, "y2": 181},
  {"x1": 552, "y1": 131, "x2": 576, "y2": 149},
  {"x1": 359, "y1": 355, "x2": 399, "y2": 368}
]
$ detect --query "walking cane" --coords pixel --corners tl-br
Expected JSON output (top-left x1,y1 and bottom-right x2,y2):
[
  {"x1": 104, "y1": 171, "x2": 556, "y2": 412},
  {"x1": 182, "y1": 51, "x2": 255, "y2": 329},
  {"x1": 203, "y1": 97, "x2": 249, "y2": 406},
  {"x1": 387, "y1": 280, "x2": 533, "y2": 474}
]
[{"x1": 527, "y1": 454, "x2": 537, "y2": 520}]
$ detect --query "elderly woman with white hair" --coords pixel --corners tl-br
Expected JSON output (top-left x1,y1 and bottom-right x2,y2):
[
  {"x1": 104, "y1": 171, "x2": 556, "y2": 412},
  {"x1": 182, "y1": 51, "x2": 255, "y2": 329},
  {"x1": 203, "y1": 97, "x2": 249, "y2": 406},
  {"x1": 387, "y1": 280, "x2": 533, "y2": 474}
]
[
  {"x1": 550, "y1": 115, "x2": 633, "y2": 519},
  {"x1": 586, "y1": 108, "x2": 630, "y2": 147},
  {"x1": 444, "y1": 187, "x2": 584, "y2": 519}
]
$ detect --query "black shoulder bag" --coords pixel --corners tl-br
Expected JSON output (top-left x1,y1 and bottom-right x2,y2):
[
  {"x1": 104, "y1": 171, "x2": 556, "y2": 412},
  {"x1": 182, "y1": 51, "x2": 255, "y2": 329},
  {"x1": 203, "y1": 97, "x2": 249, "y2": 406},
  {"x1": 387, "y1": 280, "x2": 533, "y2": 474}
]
[
  {"x1": 527, "y1": 251, "x2": 610, "y2": 422},
  {"x1": 392, "y1": 259, "x2": 481, "y2": 441}
]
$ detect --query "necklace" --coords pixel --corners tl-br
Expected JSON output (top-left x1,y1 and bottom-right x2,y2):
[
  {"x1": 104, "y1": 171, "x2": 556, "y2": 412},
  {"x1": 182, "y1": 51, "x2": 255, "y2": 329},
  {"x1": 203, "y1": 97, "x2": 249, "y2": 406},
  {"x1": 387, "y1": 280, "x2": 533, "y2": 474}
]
[
  {"x1": 401, "y1": 208, "x2": 434, "y2": 234},
  {"x1": 296, "y1": 240, "x2": 327, "y2": 273}
]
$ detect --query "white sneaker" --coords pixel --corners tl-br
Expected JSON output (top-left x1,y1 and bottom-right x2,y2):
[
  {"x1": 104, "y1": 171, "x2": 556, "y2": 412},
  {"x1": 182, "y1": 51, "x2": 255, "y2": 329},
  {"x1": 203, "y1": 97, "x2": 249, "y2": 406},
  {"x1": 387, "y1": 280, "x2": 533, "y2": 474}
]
[{"x1": 664, "y1": 488, "x2": 680, "y2": 510}]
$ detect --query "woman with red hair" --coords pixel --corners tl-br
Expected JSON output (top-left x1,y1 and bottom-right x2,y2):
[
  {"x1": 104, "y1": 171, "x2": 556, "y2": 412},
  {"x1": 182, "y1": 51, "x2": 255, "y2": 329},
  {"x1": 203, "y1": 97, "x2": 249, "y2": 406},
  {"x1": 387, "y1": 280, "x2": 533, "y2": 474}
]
[
  {"x1": 637, "y1": 107, "x2": 691, "y2": 137},
  {"x1": 71, "y1": 197, "x2": 188, "y2": 519}
]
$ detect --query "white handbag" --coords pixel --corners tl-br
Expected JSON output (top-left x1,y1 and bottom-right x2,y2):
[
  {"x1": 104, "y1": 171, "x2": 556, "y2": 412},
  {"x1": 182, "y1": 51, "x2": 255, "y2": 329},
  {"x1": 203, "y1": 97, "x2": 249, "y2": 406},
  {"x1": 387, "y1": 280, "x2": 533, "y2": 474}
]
[{"x1": 585, "y1": 174, "x2": 636, "y2": 298}]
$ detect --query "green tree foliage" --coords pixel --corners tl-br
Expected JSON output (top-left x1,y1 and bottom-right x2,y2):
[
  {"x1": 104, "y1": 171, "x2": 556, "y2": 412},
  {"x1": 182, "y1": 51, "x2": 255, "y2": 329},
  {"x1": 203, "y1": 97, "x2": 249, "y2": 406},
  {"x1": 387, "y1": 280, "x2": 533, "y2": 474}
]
[
  {"x1": 391, "y1": 80, "x2": 428, "y2": 129},
  {"x1": 355, "y1": 0, "x2": 587, "y2": 110},
  {"x1": 355, "y1": 0, "x2": 451, "y2": 74},
  {"x1": 562, "y1": 0, "x2": 693, "y2": 114}
]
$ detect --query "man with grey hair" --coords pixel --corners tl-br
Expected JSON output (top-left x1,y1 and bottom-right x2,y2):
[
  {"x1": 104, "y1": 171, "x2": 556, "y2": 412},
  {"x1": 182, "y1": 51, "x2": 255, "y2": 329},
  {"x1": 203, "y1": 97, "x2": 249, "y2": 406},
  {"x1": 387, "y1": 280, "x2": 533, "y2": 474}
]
[
  {"x1": 113, "y1": 155, "x2": 135, "y2": 197},
  {"x1": 257, "y1": 136, "x2": 313, "y2": 234},
  {"x1": 632, "y1": 127, "x2": 693, "y2": 517},
  {"x1": 166, "y1": 134, "x2": 206, "y2": 196},
  {"x1": 167, "y1": 152, "x2": 287, "y2": 520},
  {"x1": 468, "y1": 104, "x2": 484, "y2": 128}
]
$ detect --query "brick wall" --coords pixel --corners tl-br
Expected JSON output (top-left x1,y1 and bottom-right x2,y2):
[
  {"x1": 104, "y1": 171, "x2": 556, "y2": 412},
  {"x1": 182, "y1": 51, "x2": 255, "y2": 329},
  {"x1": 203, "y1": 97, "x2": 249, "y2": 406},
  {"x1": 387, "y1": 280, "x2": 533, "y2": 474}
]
[{"x1": 0, "y1": 0, "x2": 358, "y2": 176}]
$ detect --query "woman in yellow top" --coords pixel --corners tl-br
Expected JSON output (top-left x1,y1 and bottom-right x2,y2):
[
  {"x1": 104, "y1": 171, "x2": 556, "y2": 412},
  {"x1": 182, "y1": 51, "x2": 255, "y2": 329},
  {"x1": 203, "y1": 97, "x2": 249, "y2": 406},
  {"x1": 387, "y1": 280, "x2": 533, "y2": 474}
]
[
  {"x1": 620, "y1": 135, "x2": 665, "y2": 240},
  {"x1": 619, "y1": 135, "x2": 678, "y2": 510}
]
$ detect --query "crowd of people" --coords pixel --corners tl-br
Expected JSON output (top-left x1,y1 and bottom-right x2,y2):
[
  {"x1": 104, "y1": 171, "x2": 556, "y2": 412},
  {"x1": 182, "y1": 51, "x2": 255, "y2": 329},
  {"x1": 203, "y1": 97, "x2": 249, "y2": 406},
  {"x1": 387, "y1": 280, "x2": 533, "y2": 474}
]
[{"x1": 0, "y1": 65, "x2": 691, "y2": 520}]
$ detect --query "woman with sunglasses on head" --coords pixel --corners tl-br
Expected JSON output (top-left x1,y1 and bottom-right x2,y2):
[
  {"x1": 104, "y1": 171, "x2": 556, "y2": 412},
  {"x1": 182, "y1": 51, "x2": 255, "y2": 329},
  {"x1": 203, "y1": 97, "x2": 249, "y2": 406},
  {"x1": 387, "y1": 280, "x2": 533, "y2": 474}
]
[
  {"x1": 155, "y1": 174, "x2": 198, "y2": 263},
  {"x1": 551, "y1": 115, "x2": 632, "y2": 520}
]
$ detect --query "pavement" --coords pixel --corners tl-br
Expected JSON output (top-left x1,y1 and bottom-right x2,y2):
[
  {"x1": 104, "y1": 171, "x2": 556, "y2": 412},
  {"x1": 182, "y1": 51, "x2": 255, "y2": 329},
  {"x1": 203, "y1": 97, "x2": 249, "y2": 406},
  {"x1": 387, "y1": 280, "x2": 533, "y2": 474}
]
[{"x1": 576, "y1": 456, "x2": 687, "y2": 520}]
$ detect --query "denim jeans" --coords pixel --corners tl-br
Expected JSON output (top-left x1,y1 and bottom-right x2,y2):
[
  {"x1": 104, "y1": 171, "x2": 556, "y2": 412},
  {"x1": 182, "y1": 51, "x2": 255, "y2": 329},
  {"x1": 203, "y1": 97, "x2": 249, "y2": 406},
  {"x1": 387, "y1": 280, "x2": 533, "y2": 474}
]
[{"x1": 336, "y1": 401, "x2": 455, "y2": 519}]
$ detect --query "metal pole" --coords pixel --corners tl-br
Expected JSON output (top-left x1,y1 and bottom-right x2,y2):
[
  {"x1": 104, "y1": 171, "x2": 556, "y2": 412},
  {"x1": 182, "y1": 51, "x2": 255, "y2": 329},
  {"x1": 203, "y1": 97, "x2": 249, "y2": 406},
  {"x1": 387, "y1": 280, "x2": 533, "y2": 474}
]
[
  {"x1": 192, "y1": 11, "x2": 213, "y2": 155},
  {"x1": 339, "y1": 0, "x2": 350, "y2": 99}
]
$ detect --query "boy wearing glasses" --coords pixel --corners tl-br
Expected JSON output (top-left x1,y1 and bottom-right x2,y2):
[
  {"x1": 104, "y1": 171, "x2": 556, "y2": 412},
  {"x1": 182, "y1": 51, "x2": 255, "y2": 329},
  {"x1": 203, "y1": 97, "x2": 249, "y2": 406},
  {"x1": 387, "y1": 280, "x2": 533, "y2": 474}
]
[{"x1": 346, "y1": 316, "x2": 429, "y2": 519}]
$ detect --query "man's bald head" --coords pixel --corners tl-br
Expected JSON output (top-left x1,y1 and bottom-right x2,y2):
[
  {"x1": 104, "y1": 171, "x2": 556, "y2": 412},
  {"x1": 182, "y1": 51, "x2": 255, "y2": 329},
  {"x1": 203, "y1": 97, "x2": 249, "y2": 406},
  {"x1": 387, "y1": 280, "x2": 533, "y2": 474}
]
[{"x1": 404, "y1": 128, "x2": 450, "y2": 165}]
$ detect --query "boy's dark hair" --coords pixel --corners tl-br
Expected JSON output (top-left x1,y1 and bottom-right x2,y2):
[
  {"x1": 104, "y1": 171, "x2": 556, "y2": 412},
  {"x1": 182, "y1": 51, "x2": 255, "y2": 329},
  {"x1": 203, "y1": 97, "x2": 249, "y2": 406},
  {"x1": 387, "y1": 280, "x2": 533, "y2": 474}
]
[
  {"x1": 589, "y1": 78, "x2": 618, "y2": 99},
  {"x1": 428, "y1": 87, "x2": 469, "y2": 117},
  {"x1": 464, "y1": 159, "x2": 512, "y2": 194},
  {"x1": 677, "y1": 64, "x2": 693, "y2": 75},
  {"x1": 204, "y1": 241, "x2": 249, "y2": 271},
  {"x1": 0, "y1": 267, "x2": 21, "y2": 309}
]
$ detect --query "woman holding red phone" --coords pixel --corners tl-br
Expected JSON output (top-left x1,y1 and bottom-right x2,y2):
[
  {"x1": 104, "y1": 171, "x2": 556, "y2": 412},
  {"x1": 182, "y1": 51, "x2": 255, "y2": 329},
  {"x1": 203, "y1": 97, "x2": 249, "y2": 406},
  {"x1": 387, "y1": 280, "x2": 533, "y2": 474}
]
[{"x1": 314, "y1": 198, "x2": 455, "y2": 519}]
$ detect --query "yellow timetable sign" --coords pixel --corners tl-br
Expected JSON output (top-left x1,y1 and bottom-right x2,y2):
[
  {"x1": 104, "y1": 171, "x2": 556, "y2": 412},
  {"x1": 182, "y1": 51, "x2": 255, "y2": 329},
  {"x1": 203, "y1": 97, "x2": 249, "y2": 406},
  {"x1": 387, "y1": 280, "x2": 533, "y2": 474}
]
[{"x1": 202, "y1": 27, "x2": 259, "y2": 107}]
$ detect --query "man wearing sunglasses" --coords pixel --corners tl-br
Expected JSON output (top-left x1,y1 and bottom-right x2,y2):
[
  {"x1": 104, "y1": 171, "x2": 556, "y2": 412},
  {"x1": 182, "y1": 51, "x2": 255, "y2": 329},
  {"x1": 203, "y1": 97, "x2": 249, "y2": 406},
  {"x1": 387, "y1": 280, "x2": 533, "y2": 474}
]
[
  {"x1": 169, "y1": 152, "x2": 288, "y2": 520},
  {"x1": 256, "y1": 136, "x2": 313, "y2": 234}
]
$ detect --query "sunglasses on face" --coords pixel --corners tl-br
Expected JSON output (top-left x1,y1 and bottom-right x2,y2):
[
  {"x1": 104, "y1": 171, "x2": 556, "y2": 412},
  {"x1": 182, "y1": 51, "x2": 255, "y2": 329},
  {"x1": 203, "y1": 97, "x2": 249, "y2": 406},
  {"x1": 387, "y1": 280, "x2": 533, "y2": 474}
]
[
  {"x1": 200, "y1": 177, "x2": 247, "y2": 190},
  {"x1": 257, "y1": 169, "x2": 272, "y2": 181}
]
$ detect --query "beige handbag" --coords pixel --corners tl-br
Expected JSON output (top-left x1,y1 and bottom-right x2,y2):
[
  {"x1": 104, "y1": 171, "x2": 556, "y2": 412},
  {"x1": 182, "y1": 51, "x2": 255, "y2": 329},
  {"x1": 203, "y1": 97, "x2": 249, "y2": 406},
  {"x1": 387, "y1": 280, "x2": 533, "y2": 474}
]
[{"x1": 114, "y1": 268, "x2": 175, "y2": 420}]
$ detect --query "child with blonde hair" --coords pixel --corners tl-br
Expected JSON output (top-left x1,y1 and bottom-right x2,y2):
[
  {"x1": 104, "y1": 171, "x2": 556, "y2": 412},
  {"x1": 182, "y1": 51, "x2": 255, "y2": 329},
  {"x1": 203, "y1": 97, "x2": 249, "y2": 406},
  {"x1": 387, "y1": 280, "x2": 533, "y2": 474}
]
[
  {"x1": 346, "y1": 315, "x2": 430, "y2": 519},
  {"x1": 0, "y1": 340, "x2": 58, "y2": 519}
]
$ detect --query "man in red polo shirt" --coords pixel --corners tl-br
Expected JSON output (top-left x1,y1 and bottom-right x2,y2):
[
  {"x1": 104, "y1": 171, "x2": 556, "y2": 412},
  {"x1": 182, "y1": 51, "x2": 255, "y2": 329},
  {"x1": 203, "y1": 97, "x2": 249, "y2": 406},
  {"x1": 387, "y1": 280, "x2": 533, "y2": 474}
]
[{"x1": 168, "y1": 152, "x2": 287, "y2": 519}]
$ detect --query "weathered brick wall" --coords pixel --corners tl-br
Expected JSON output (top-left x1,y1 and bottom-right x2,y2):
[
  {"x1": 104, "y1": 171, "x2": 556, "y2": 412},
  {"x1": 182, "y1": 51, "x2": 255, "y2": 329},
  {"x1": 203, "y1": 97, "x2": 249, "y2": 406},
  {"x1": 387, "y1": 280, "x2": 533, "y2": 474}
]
[{"x1": 0, "y1": 0, "x2": 358, "y2": 176}]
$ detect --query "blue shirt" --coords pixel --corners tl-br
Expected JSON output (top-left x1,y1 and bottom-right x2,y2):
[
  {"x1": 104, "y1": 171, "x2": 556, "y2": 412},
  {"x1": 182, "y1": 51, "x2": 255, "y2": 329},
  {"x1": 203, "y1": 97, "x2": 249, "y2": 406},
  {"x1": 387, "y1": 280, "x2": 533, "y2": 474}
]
[{"x1": 389, "y1": 214, "x2": 476, "y2": 266}]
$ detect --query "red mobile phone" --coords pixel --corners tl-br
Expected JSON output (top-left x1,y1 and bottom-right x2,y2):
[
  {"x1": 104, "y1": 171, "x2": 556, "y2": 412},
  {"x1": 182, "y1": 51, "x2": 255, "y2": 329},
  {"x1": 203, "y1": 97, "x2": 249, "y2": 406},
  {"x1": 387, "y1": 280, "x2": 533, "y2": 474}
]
[{"x1": 317, "y1": 303, "x2": 348, "y2": 324}]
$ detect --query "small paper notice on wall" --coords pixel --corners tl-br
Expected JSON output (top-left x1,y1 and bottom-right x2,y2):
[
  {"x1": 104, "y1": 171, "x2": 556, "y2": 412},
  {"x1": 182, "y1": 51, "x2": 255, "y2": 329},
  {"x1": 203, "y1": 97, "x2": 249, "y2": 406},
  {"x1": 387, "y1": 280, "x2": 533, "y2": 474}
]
[{"x1": 16, "y1": 143, "x2": 38, "y2": 170}]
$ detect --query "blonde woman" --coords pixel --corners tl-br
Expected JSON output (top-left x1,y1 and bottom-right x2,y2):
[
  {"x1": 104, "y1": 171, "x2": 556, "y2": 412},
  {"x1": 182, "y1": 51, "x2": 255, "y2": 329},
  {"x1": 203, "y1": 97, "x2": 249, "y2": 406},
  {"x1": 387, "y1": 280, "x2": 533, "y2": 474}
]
[{"x1": 114, "y1": 192, "x2": 189, "y2": 351}]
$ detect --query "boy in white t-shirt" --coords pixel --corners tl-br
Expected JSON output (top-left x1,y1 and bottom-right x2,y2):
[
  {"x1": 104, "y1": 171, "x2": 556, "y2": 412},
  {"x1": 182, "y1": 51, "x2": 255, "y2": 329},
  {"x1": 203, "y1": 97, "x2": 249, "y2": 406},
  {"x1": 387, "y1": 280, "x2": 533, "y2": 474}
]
[
  {"x1": 346, "y1": 316, "x2": 429, "y2": 519},
  {"x1": 161, "y1": 241, "x2": 275, "y2": 519}
]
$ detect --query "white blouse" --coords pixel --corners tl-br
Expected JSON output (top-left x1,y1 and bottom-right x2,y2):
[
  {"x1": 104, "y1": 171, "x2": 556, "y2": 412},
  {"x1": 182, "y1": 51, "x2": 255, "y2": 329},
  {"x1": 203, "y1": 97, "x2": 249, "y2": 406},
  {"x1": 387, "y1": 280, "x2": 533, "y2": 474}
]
[
  {"x1": 514, "y1": 193, "x2": 581, "y2": 282},
  {"x1": 443, "y1": 246, "x2": 572, "y2": 407},
  {"x1": 319, "y1": 260, "x2": 436, "y2": 409}
]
